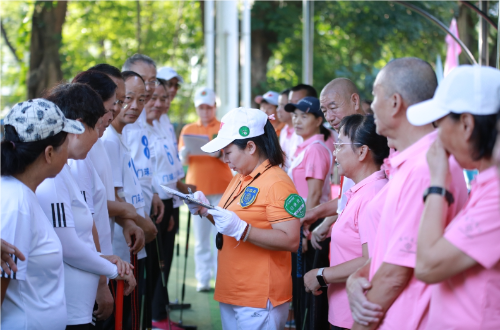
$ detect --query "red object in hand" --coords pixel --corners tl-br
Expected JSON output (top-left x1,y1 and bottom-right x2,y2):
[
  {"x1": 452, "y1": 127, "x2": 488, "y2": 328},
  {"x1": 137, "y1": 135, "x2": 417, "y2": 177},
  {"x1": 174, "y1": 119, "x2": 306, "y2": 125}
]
[{"x1": 115, "y1": 280, "x2": 124, "y2": 330}]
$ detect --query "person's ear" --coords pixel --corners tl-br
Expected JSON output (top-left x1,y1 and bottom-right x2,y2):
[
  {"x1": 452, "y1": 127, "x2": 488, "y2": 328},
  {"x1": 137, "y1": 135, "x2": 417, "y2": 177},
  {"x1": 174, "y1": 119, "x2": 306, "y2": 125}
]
[
  {"x1": 391, "y1": 93, "x2": 404, "y2": 118},
  {"x1": 358, "y1": 145, "x2": 369, "y2": 162},
  {"x1": 44, "y1": 145, "x2": 55, "y2": 165},
  {"x1": 246, "y1": 141, "x2": 257, "y2": 155},
  {"x1": 461, "y1": 113, "x2": 474, "y2": 142},
  {"x1": 351, "y1": 93, "x2": 361, "y2": 113},
  {"x1": 315, "y1": 116, "x2": 324, "y2": 128}
]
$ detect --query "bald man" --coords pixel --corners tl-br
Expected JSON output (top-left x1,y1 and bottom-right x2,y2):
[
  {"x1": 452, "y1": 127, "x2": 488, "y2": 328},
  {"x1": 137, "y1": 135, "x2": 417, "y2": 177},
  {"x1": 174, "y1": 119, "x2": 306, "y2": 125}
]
[
  {"x1": 346, "y1": 58, "x2": 467, "y2": 330},
  {"x1": 301, "y1": 78, "x2": 364, "y2": 237}
]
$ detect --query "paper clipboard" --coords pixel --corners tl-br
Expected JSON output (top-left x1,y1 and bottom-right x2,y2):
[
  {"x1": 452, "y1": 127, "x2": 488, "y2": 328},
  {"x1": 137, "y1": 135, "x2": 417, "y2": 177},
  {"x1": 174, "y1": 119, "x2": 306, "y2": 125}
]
[{"x1": 160, "y1": 185, "x2": 215, "y2": 209}]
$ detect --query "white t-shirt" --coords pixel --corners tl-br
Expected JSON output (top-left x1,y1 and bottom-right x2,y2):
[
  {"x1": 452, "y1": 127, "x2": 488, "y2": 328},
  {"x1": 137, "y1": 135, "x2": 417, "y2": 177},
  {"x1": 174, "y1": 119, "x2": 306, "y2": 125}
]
[
  {"x1": 144, "y1": 119, "x2": 182, "y2": 200},
  {"x1": 88, "y1": 138, "x2": 116, "y2": 243},
  {"x1": 279, "y1": 125, "x2": 303, "y2": 172},
  {"x1": 123, "y1": 110, "x2": 154, "y2": 211},
  {"x1": 159, "y1": 113, "x2": 185, "y2": 207},
  {"x1": 68, "y1": 157, "x2": 113, "y2": 255},
  {"x1": 1, "y1": 176, "x2": 66, "y2": 330},
  {"x1": 102, "y1": 125, "x2": 147, "y2": 262},
  {"x1": 36, "y1": 165, "x2": 100, "y2": 325},
  {"x1": 337, "y1": 177, "x2": 355, "y2": 214}
]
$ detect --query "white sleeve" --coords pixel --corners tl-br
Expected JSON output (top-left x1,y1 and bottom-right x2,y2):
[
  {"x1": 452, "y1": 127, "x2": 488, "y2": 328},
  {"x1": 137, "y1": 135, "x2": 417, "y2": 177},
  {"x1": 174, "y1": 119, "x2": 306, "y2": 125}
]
[
  {"x1": 55, "y1": 227, "x2": 118, "y2": 279},
  {"x1": 0, "y1": 208, "x2": 30, "y2": 280},
  {"x1": 36, "y1": 176, "x2": 75, "y2": 228},
  {"x1": 68, "y1": 159, "x2": 95, "y2": 214},
  {"x1": 102, "y1": 139, "x2": 124, "y2": 188}
]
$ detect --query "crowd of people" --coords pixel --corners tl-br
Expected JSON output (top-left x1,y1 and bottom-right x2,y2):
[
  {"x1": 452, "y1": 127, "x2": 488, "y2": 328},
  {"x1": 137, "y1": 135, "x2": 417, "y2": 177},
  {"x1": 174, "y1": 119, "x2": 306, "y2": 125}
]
[{"x1": 1, "y1": 53, "x2": 500, "y2": 330}]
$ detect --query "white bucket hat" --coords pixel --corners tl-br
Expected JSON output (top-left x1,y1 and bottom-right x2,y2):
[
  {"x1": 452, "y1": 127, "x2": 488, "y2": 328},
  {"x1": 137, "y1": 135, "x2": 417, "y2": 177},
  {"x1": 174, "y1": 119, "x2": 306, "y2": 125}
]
[
  {"x1": 4, "y1": 98, "x2": 84, "y2": 142},
  {"x1": 201, "y1": 107, "x2": 268, "y2": 153},
  {"x1": 407, "y1": 65, "x2": 500, "y2": 126}
]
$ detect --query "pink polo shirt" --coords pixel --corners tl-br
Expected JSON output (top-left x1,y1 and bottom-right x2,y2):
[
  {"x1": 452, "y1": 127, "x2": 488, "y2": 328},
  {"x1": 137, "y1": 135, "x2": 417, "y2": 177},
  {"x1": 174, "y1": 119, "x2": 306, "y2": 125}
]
[
  {"x1": 291, "y1": 134, "x2": 333, "y2": 202},
  {"x1": 369, "y1": 130, "x2": 468, "y2": 330},
  {"x1": 427, "y1": 166, "x2": 500, "y2": 330},
  {"x1": 328, "y1": 170, "x2": 388, "y2": 328},
  {"x1": 361, "y1": 149, "x2": 396, "y2": 255}
]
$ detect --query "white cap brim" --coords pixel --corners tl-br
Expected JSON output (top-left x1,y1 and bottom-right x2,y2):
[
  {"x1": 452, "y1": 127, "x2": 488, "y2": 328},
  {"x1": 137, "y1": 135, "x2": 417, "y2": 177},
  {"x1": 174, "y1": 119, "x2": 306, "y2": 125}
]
[
  {"x1": 407, "y1": 99, "x2": 451, "y2": 126},
  {"x1": 201, "y1": 136, "x2": 234, "y2": 153}
]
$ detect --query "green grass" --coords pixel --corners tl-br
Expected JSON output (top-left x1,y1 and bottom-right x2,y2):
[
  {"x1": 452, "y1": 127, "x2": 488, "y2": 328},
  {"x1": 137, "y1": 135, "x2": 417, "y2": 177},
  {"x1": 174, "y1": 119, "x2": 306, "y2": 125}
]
[{"x1": 166, "y1": 206, "x2": 222, "y2": 330}]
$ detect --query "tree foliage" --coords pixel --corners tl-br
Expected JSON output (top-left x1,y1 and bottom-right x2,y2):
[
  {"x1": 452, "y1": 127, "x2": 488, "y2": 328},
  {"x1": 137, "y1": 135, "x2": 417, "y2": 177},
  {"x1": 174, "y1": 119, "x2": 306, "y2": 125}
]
[
  {"x1": 1, "y1": 1, "x2": 498, "y2": 119},
  {"x1": 261, "y1": 1, "x2": 463, "y2": 100},
  {"x1": 1, "y1": 0, "x2": 203, "y2": 123}
]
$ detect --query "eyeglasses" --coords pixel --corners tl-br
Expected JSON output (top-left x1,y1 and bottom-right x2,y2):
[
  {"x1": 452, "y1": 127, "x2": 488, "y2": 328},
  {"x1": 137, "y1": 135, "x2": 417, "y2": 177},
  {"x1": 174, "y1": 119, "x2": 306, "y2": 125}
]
[
  {"x1": 144, "y1": 79, "x2": 160, "y2": 87},
  {"x1": 166, "y1": 81, "x2": 181, "y2": 89},
  {"x1": 113, "y1": 99, "x2": 128, "y2": 110},
  {"x1": 333, "y1": 142, "x2": 362, "y2": 153}
]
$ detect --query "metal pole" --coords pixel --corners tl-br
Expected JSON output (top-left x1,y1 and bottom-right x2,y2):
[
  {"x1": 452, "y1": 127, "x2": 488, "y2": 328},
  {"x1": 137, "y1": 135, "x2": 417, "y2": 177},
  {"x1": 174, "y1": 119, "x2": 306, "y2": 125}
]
[
  {"x1": 302, "y1": 0, "x2": 313, "y2": 84},
  {"x1": 497, "y1": 0, "x2": 500, "y2": 69},
  {"x1": 395, "y1": 1, "x2": 477, "y2": 65},
  {"x1": 479, "y1": 1, "x2": 489, "y2": 66},
  {"x1": 205, "y1": 0, "x2": 215, "y2": 89},
  {"x1": 242, "y1": 0, "x2": 252, "y2": 108}
]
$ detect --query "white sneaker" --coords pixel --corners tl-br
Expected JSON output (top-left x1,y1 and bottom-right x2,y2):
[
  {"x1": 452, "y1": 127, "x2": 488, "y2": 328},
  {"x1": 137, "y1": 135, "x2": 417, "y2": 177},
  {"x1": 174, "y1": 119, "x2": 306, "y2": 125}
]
[{"x1": 196, "y1": 283, "x2": 211, "y2": 292}]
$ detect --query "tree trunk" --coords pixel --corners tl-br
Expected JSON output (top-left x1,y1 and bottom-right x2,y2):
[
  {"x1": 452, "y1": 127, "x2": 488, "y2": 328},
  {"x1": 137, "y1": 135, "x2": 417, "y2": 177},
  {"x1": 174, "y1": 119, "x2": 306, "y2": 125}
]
[
  {"x1": 251, "y1": 28, "x2": 276, "y2": 101},
  {"x1": 456, "y1": 2, "x2": 477, "y2": 65},
  {"x1": 27, "y1": 1, "x2": 67, "y2": 99}
]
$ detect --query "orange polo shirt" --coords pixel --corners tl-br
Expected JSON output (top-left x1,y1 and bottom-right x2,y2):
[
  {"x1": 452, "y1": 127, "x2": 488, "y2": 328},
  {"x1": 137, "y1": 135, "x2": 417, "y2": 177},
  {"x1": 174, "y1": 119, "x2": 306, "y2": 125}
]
[
  {"x1": 273, "y1": 121, "x2": 286, "y2": 137},
  {"x1": 178, "y1": 118, "x2": 233, "y2": 196},
  {"x1": 214, "y1": 159, "x2": 299, "y2": 308}
]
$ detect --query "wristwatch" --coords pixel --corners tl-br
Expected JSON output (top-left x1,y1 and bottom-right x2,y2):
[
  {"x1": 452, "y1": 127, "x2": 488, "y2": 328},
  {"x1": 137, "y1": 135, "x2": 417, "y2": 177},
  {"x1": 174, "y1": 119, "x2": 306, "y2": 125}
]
[
  {"x1": 316, "y1": 268, "x2": 328, "y2": 287},
  {"x1": 423, "y1": 186, "x2": 454, "y2": 205}
]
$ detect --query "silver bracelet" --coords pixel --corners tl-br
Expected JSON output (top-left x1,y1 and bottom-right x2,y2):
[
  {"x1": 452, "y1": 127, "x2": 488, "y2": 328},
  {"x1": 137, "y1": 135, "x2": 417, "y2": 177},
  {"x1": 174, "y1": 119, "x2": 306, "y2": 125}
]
[{"x1": 243, "y1": 224, "x2": 252, "y2": 242}]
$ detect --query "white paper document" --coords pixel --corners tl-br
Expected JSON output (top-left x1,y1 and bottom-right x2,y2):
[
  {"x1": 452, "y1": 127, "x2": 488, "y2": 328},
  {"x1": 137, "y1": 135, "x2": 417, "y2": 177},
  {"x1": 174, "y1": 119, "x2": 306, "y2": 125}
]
[
  {"x1": 182, "y1": 134, "x2": 210, "y2": 155},
  {"x1": 160, "y1": 185, "x2": 215, "y2": 209}
]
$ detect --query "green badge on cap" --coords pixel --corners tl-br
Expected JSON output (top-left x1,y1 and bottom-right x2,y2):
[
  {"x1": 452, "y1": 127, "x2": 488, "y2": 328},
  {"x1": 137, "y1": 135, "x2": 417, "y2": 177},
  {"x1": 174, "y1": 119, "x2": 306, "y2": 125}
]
[
  {"x1": 284, "y1": 194, "x2": 306, "y2": 218},
  {"x1": 239, "y1": 126, "x2": 250, "y2": 137}
]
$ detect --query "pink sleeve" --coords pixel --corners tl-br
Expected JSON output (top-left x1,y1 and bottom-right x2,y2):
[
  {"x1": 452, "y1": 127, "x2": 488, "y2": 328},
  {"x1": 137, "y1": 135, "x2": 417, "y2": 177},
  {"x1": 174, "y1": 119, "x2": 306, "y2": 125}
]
[
  {"x1": 444, "y1": 192, "x2": 500, "y2": 269},
  {"x1": 303, "y1": 144, "x2": 330, "y2": 181},
  {"x1": 383, "y1": 174, "x2": 429, "y2": 269}
]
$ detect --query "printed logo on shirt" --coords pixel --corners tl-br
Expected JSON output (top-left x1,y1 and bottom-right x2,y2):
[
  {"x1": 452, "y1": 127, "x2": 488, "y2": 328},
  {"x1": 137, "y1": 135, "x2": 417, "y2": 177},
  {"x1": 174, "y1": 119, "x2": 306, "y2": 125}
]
[
  {"x1": 250, "y1": 312, "x2": 262, "y2": 317},
  {"x1": 131, "y1": 192, "x2": 144, "y2": 206},
  {"x1": 240, "y1": 186, "x2": 259, "y2": 208},
  {"x1": 142, "y1": 135, "x2": 150, "y2": 159},
  {"x1": 163, "y1": 144, "x2": 175, "y2": 165},
  {"x1": 50, "y1": 203, "x2": 68, "y2": 227},
  {"x1": 284, "y1": 194, "x2": 306, "y2": 218}
]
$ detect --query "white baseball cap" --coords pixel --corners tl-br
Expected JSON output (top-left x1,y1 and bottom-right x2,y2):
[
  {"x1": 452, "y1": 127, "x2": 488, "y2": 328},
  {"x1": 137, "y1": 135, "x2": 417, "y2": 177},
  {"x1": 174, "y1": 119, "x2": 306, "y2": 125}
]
[
  {"x1": 4, "y1": 99, "x2": 84, "y2": 142},
  {"x1": 194, "y1": 87, "x2": 216, "y2": 107},
  {"x1": 157, "y1": 66, "x2": 184, "y2": 83},
  {"x1": 201, "y1": 107, "x2": 268, "y2": 153},
  {"x1": 407, "y1": 65, "x2": 500, "y2": 126},
  {"x1": 259, "y1": 91, "x2": 279, "y2": 106}
]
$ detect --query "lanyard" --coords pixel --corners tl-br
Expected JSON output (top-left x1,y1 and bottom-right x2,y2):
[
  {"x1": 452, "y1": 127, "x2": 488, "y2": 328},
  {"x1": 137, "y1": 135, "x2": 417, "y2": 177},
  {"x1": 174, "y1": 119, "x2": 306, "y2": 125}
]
[{"x1": 222, "y1": 163, "x2": 273, "y2": 210}]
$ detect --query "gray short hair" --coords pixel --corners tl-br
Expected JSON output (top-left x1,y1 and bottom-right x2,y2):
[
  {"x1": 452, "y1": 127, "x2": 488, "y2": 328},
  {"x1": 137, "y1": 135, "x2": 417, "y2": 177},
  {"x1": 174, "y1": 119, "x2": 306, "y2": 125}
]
[
  {"x1": 381, "y1": 57, "x2": 437, "y2": 106},
  {"x1": 122, "y1": 53, "x2": 156, "y2": 71}
]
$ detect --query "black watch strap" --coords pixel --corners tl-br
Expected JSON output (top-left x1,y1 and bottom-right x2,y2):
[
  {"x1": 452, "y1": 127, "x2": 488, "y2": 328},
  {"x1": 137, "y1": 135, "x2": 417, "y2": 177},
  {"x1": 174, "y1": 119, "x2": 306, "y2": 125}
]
[
  {"x1": 423, "y1": 186, "x2": 454, "y2": 205},
  {"x1": 316, "y1": 268, "x2": 328, "y2": 287}
]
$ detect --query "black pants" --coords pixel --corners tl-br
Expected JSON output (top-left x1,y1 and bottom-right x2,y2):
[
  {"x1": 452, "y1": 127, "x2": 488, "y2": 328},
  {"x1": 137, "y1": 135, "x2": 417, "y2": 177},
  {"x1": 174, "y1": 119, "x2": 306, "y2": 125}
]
[
  {"x1": 152, "y1": 199, "x2": 179, "y2": 321},
  {"x1": 331, "y1": 326, "x2": 349, "y2": 330},
  {"x1": 292, "y1": 219, "x2": 330, "y2": 330},
  {"x1": 67, "y1": 324, "x2": 92, "y2": 330}
]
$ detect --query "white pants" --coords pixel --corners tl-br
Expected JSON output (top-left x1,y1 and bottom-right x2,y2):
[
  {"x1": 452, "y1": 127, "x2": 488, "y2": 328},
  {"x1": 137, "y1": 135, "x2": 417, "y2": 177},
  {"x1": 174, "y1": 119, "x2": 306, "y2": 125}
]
[
  {"x1": 193, "y1": 194, "x2": 221, "y2": 287},
  {"x1": 220, "y1": 300, "x2": 289, "y2": 330}
]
